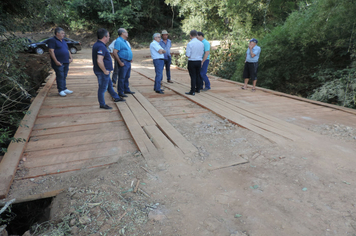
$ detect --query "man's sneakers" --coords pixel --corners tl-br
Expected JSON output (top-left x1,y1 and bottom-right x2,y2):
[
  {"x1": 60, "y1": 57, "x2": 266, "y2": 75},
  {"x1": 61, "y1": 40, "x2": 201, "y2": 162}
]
[
  {"x1": 64, "y1": 89, "x2": 73, "y2": 94},
  {"x1": 100, "y1": 104, "x2": 112, "y2": 110},
  {"x1": 59, "y1": 89, "x2": 74, "y2": 97},
  {"x1": 124, "y1": 91, "x2": 135, "y2": 95},
  {"x1": 167, "y1": 80, "x2": 173, "y2": 83},
  {"x1": 59, "y1": 91, "x2": 67, "y2": 97},
  {"x1": 202, "y1": 88, "x2": 211, "y2": 91}
]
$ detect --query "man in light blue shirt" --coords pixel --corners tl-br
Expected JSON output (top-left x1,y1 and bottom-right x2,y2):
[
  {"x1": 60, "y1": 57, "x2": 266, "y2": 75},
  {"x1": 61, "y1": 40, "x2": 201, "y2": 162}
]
[
  {"x1": 159, "y1": 30, "x2": 173, "y2": 83},
  {"x1": 150, "y1": 33, "x2": 166, "y2": 94},
  {"x1": 197, "y1": 32, "x2": 211, "y2": 91},
  {"x1": 241, "y1": 38, "x2": 261, "y2": 92},
  {"x1": 112, "y1": 28, "x2": 135, "y2": 97},
  {"x1": 185, "y1": 30, "x2": 204, "y2": 95}
]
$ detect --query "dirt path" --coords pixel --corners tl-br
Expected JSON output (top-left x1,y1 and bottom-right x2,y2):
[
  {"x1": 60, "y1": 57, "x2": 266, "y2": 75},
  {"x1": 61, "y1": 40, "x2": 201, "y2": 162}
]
[{"x1": 3, "y1": 47, "x2": 356, "y2": 236}]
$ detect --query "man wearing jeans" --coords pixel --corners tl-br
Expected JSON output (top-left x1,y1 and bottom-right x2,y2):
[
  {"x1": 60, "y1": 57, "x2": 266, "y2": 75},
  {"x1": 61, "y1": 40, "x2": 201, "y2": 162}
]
[
  {"x1": 112, "y1": 28, "x2": 135, "y2": 98},
  {"x1": 159, "y1": 30, "x2": 173, "y2": 83},
  {"x1": 185, "y1": 30, "x2": 204, "y2": 96},
  {"x1": 48, "y1": 27, "x2": 73, "y2": 97},
  {"x1": 197, "y1": 32, "x2": 211, "y2": 91},
  {"x1": 92, "y1": 28, "x2": 125, "y2": 110},
  {"x1": 150, "y1": 33, "x2": 166, "y2": 94}
]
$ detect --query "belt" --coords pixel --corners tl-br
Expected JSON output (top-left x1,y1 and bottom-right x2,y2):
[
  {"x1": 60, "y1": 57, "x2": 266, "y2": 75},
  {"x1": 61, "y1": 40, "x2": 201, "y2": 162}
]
[{"x1": 153, "y1": 58, "x2": 164, "y2": 60}]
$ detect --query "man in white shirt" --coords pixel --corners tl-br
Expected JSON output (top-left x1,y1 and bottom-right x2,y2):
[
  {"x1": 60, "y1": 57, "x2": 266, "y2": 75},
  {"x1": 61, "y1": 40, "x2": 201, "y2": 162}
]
[
  {"x1": 150, "y1": 33, "x2": 166, "y2": 94},
  {"x1": 185, "y1": 30, "x2": 204, "y2": 95},
  {"x1": 108, "y1": 34, "x2": 119, "y2": 85}
]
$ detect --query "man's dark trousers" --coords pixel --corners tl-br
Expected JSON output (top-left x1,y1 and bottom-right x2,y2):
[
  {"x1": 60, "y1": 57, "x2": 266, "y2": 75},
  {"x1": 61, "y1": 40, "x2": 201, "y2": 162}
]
[
  {"x1": 164, "y1": 56, "x2": 171, "y2": 81},
  {"x1": 187, "y1": 60, "x2": 202, "y2": 93}
]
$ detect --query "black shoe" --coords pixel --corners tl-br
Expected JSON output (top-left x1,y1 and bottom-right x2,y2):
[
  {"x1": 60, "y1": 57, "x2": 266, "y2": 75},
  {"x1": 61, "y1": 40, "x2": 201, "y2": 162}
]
[
  {"x1": 185, "y1": 92, "x2": 195, "y2": 96},
  {"x1": 119, "y1": 94, "x2": 128, "y2": 97},
  {"x1": 114, "y1": 98, "x2": 126, "y2": 102},
  {"x1": 100, "y1": 104, "x2": 112, "y2": 109},
  {"x1": 195, "y1": 90, "x2": 200, "y2": 93},
  {"x1": 154, "y1": 89, "x2": 165, "y2": 91},
  {"x1": 167, "y1": 80, "x2": 173, "y2": 83},
  {"x1": 124, "y1": 91, "x2": 135, "y2": 94},
  {"x1": 156, "y1": 90, "x2": 164, "y2": 94},
  {"x1": 202, "y1": 88, "x2": 211, "y2": 91}
]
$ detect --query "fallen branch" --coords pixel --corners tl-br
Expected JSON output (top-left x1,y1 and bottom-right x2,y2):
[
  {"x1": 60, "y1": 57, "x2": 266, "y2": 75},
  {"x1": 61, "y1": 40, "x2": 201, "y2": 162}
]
[
  {"x1": 134, "y1": 179, "x2": 140, "y2": 193},
  {"x1": 118, "y1": 211, "x2": 127, "y2": 222},
  {"x1": 0, "y1": 198, "x2": 15, "y2": 215},
  {"x1": 138, "y1": 188, "x2": 150, "y2": 198}
]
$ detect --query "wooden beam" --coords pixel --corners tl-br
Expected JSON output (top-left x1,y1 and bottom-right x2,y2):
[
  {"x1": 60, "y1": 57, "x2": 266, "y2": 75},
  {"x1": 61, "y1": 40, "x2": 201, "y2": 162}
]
[
  {"x1": 116, "y1": 102, "x2": 159, "y2": 160},
  {"x1": 131, "y1": 88, "x2": 198, "y2": 155},
  {"x1": 0, "y1": 73, "x2": 56, "y2": 199}
]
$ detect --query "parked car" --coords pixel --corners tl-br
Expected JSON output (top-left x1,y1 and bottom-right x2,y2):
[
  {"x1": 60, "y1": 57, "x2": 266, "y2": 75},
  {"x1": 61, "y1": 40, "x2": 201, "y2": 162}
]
[{"x1": 25, "y1": 37, "x2": 82, "y2": 55}]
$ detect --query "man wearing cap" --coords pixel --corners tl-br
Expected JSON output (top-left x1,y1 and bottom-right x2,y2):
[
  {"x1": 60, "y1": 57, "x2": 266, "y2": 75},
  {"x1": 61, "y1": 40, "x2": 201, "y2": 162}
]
[
  {"x1": 112, "y1": 28, "x2": 135, "y2": 98},
  {"x1": 185, "y1": 30, "x2": 204, "y2": 96},
  {"x1": 150, "y1": 33, "x2": 166, "y2": 94},
  {"x1": 197, "y1": 32, "x2": 211, "y2": 91},
  {"x1": 159, "y1": 30, "x2": 173, "y2": 83},
  {"x1": 92, "y1": 28, "x2": 125, "y2": 110},
  {"x1": 241, "y1": 38, "x2": 261, "y2": 91}
]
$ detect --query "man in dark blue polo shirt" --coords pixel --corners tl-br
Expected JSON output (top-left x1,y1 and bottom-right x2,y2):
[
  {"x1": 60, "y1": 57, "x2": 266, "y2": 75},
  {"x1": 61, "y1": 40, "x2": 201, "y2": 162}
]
[
  {"x1": 48, "y1": 27, "x2": 73, "y2": 97},
  {"x1": 92, "y1": 28, "x2": 125, "y2": 110}
]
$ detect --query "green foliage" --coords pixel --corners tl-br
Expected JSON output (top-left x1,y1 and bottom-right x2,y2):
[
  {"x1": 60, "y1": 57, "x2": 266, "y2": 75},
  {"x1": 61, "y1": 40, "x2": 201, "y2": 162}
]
[
  {"x1": 171, "y1": 46, "x2": 188, "y2": 68},
  {"x1": 256, "y1": 0, "x2": 356, "y2": 96},
  {"x1": 309, "y1": 68, "x2": 356, "y2": 108},
  {"x1": 0, "y1": 0, "x2": 50, "y2": 155},
  {"x1": 166, "y1": 0, "x2": 302, "y2": 39},
  {"x1": 209, "y1": 39, "x2": 244, "y2": 80},
  {"x1": 63, "y1": 0, "x2": 177, "y2": 35}
]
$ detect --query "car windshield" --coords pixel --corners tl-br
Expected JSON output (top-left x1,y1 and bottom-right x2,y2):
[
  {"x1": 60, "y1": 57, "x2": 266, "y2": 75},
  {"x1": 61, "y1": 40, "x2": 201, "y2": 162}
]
[{"x1": 38, "y1": 38, "x2": 50, "y2": 43}]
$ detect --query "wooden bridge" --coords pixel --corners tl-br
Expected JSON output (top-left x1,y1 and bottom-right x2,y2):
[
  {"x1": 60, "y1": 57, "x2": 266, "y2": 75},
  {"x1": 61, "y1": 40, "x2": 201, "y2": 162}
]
[{"x1": 1, "y1": 47, "x2": 355, "y2": 202}]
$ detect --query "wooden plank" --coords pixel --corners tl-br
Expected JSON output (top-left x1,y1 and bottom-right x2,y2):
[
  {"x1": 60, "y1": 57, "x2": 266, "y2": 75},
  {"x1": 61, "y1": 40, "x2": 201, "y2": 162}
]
[
  {"x1": 212, "y1": 76, "x2": 356, "y2": 115},
  {"x1": 125, "y1": 95, "x2": 156, "y2": 127},
  {"x1": 116, "y1": 102, "x2": 159, "y2": 160},
  {"x1": 17, "y1": 155, "x2": 123, "y2": 180},
  {"x1": 31, "y1": 122, "x2": 125, "y2": 141},
  {"x1": 30, "y1": 121, "x2": 124, "y2": 138},
  {"x1": 23, "y1": 140, "x2": 136, "y2": 159},
  {"x1": 143, "y1": 125, "x2": 184, "y2": 159},
  {"x1": 24, "y1": 139, "x2": 136, "y2": 168},
  {"x1": 158, "y1": 83, "x2": 294, "y2": 143},
  {"x1": 33, "y1": 112, "x2": 121, "y2": 130},
  {"x1": 0, "y1": 189, "x2": 65, "y2": 206},
  {"x1": 25, "y1": 131, "x2": 131, "y2": 152},
  {"x1": 38, "y1": 105, "x2": 105, "y2": 117},
  {"x1": 131, "y1": 88, "x2": 198, "y2": 155},
  {"x1": 0, "y1": 73, "x2": 56, "y2": 199}
]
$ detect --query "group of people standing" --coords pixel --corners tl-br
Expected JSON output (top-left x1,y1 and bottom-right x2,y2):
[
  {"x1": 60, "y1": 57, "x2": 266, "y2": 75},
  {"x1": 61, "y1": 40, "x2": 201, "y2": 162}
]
[
  {"x1": 149, "y1": 29, "x2": 212, "y2": 95},
  {"x1": 49, "y1": 27, "x2": 261, "y2": 110}
]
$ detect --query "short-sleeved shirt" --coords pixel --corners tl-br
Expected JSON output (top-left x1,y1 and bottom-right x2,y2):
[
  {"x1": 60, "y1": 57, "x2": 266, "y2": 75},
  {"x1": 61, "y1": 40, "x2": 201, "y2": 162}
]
[
  {"x1": 108, "y1": 38, "x2": 118, "y2": 53},
  {"x1": 114, "y1": 37, "x2": 133, "y2": 61},
  {"x1": 201, "y1": 39, "x2": 210, "y2": 60},
  {"x1": 150, "y1": 41, "x2": 164, "y2": 60},
  {"x1": 92, "y1": 40, "x2": 113, "y2": 74},
  {"x1": 47, "y1": 36, "x2": 69, "y2": 63},
  {"x1": 186, "y1": 38, "x2": 204, "y2": 61},
  {"x1": 246, "y1": 45, "x2": 261, "y2": 63},
  {"x1": 159, "y1": 39, "x2": 171, "y2": 59}
]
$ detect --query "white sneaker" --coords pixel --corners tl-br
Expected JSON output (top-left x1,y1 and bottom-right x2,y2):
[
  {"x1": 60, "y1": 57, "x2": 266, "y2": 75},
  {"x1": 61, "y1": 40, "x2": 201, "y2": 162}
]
[
  {"x1": 63, "y1": 89, "x2": 73, "y2": 94},
  {"x1": 59, "y1": 91, "x2": 67, "y2": 97}
]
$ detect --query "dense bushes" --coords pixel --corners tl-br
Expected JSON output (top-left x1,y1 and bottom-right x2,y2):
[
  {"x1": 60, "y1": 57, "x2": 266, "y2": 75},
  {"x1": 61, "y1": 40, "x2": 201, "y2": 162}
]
[{"x1": 257, "y1": 0, "x2": 356, "y2": 99}]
